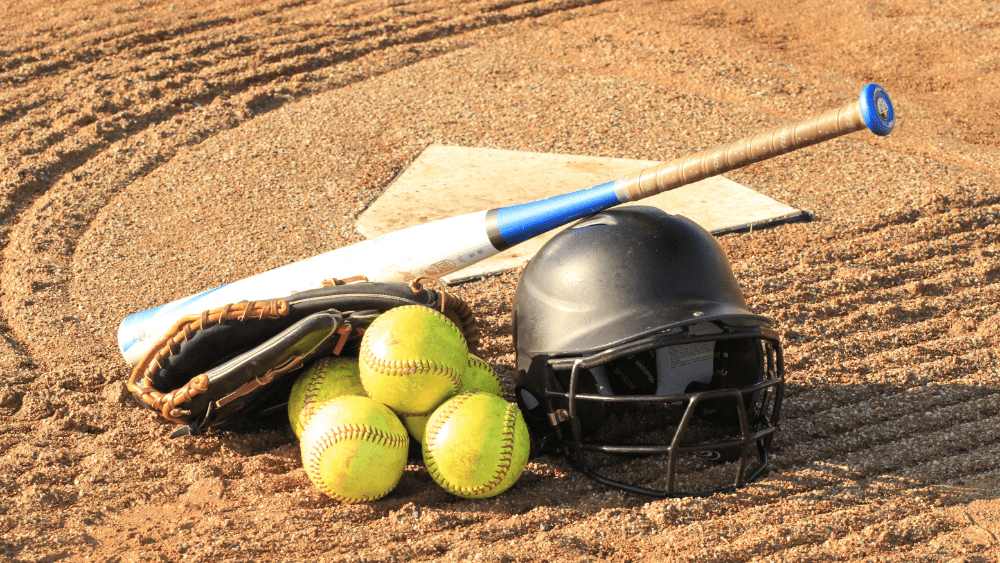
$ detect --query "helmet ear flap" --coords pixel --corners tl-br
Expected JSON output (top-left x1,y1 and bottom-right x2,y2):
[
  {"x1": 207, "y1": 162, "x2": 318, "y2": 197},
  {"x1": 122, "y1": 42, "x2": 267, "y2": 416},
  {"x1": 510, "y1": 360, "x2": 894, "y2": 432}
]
[
  {"x1": 693, "y1": 338, "x2": 766, "y2": 426},
  {"x1": 516, "y1": 355, "x2": 558, "y2": 438},
  {"x1": 553, "y1": 366, "x2": 606, "y2": 438},
  {"x1": 515, "y1": 358, "x2": 608, "y2": 443},
  {"x1": 516, "y1": 386, "x2": 552, "y2": 437}
]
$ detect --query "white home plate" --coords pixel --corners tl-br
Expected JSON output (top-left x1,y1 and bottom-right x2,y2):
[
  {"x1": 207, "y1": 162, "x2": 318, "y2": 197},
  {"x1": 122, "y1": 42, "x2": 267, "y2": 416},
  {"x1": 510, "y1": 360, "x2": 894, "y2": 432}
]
[{"x1": 356, "y1": 145, "x2": 806, "y2": 283}]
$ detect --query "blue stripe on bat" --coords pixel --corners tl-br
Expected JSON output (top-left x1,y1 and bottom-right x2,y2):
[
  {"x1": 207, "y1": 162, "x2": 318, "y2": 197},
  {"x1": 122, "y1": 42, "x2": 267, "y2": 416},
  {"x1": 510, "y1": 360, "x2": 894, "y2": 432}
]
[{"x1": 492, "y1": 180, "x2": 624, "y2": 249}]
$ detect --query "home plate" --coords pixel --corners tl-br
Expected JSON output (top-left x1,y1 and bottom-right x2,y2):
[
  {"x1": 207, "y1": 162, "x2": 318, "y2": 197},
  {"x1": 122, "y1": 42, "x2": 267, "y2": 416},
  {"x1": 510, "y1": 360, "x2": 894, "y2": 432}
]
[{"x1": 356, "y1": 145, "x2": 806, "y2": 283}]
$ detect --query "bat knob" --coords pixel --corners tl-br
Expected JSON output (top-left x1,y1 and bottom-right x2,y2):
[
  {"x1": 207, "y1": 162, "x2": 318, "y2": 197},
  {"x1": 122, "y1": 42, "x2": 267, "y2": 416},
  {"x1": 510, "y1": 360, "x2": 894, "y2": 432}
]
[{"x1": 859, "y1": 83, "x2": 895, "y2": 136}]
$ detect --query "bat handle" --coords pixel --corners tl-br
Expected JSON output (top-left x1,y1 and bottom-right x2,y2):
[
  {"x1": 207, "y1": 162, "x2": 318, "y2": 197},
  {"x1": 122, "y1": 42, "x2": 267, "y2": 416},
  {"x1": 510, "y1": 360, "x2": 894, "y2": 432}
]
[{"x1": 616, "y1": 83, "x2": 895, "y2": 202}]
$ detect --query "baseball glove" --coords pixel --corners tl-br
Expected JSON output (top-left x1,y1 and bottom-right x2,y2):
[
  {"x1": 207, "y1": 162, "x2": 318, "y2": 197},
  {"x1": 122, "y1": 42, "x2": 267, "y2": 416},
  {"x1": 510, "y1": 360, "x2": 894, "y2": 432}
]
[{"x1": 127, "y1": 279, "x2": 479, "y2": 437}]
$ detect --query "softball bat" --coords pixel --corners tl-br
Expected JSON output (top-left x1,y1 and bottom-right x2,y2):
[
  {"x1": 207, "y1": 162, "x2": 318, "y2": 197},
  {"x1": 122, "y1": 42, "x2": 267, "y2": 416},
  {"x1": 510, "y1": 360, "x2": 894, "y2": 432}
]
[{"x1": 118, "y1": 84, "x2": 894, "y2": 364}]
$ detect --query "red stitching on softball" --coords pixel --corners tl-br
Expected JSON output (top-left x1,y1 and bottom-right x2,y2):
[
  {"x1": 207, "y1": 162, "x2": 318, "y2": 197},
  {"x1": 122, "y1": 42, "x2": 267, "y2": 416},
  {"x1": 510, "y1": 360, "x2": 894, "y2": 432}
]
[
  {"x1": 424, "y1": 390, "x2": 472, "y2": 447},
  {"x1": 360, "y1": 307, "x2": 464, "y2": 391},
  {"x1": 467, "y1": 355, "x2": 503, "y2": 395},
  {"x1": 423, "y1": 390, "x2": 474, "y2": 494},
  {"x1": 306, "y1": 422, "x2": 408, "y2": 503},
  {"x1": 476, "y1": 402, "x2": 519, "y2": 494},
  {"x1": 424, "y1": 393, "x2": 520, "y2": 497},
  {"x1": 300, "y1": 357, "x2": 332, "y2": 425}
]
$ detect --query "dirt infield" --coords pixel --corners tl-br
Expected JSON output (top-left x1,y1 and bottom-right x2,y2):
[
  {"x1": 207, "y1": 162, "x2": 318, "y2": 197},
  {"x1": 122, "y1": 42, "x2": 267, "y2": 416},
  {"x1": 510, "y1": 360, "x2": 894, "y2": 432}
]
[{"x1": 1, "y1": 0, "x2": 998, "y2": 561}]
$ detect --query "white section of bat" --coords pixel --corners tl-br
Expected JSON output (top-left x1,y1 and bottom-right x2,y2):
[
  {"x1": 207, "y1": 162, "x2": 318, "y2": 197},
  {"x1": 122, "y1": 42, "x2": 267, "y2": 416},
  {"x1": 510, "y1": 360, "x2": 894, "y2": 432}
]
[{"x1": 118, "y1": 210, "x2": 494, "y2": 364}]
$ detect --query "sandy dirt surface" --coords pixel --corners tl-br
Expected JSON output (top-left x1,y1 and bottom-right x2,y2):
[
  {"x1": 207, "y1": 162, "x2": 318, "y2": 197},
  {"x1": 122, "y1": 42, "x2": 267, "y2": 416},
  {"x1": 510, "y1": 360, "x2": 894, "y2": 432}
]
[{"x1": 2, "y1": 0, "x2": 999, "y2": 561}]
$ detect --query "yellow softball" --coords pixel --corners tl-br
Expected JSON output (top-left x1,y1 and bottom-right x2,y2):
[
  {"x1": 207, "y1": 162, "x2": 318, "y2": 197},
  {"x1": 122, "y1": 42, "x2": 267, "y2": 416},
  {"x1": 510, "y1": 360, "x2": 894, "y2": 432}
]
[
  {"x1": 300, "y1": 395, "x2": 410, "y2": 503},
  {"x1": 401, "y1": 353, "x2": 505, "y2": 443},
  {"x1": 359, "y1": 305, "x2": 467, "y2": 416},
  {"x1": 422, "y1": 390, "x2": 530, "y2": 499},
  {"x1": 288, "y1": 356, "x2": 366, "y2": 438},
  {"x1": 464, "y1": 353, "x2": 505, "y2": 397}
]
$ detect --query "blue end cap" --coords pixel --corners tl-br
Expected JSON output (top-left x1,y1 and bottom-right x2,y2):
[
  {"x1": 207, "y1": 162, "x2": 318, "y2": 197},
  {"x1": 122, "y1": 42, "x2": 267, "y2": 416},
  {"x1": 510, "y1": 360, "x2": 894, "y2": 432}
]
[{"x1": 859, "y1": 83, "x2": 895, "y2": 136}]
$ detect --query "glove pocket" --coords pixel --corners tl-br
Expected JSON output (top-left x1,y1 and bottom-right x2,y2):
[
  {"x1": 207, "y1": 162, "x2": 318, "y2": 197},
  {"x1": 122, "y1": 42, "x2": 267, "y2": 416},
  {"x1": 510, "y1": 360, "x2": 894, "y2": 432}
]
[{"x1": 181, "y1": 310, "x2": 353, "y2": 434}]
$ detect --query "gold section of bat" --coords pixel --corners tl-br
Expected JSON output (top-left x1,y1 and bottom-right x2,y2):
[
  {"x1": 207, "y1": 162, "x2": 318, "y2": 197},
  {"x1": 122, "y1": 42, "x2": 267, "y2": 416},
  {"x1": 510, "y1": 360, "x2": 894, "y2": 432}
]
[{"x1": 621, "y1": 100, "x2": 866, "y2": 201}]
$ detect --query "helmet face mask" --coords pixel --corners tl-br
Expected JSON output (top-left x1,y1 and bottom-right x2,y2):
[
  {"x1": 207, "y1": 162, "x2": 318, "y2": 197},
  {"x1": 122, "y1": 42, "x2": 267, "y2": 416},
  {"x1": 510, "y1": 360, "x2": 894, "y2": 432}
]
[
  {"x1": 512, "y1": 207, "x2": 785, "y2": 498},
  {"x1": 516, "y1": 323, "x2": 784, "y2": 497}
]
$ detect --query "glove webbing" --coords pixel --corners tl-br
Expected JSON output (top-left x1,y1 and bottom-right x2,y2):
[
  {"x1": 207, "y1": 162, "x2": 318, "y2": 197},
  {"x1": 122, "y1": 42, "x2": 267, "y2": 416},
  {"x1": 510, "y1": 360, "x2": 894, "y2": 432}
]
[{"x1": 127, "y1": 299, "x2": 290, "y2": 423}]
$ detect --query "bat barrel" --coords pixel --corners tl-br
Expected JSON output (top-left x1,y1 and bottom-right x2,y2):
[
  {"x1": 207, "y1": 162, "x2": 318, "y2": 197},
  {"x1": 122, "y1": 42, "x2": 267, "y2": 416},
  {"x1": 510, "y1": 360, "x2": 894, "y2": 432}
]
[{"x1": 616, "y1": 84, "x2": 894, "y2": 202}]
